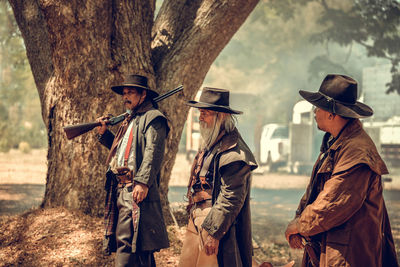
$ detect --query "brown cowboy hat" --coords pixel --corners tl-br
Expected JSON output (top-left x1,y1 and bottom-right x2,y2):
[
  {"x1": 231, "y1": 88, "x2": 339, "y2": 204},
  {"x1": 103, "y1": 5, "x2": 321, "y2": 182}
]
[
  {"x1": 186, "y1": 87, "x2": 242, "y2": 114},
  {"x1": 299, "y1": 74, "x2": 373, "y2": 118},
  {"x1": 111, "y1": 74, "x2": 159, "y2": 98}
]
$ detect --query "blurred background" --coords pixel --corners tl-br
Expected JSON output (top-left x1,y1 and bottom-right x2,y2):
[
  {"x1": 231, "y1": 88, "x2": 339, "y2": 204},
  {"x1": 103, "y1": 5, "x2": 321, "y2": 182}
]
[
  {"x1": 185, "y1": 0, "x2": 400, "y2": 176},
  {"x1": 0, "y1": 0, "x2": 399, "y2": 265},
  {"x1": 0, "y1": 0, "x2": 399, "y2": 165}
]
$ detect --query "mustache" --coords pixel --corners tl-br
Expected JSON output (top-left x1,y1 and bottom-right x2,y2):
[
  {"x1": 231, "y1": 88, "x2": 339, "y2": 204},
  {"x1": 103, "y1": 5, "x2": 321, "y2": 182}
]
[{"x1": 124, "y1": 100, "x2": 132, "y2": 105}]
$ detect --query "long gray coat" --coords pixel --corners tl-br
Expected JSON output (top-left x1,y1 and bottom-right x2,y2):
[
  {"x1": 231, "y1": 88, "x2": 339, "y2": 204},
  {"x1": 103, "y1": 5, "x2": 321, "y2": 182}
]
[
  {"x1": 99, "y1": 102, "x2": 169, "y2": 252},
  {"x1": 201, "y1": 129, "x2": 258, "y2": 267}
]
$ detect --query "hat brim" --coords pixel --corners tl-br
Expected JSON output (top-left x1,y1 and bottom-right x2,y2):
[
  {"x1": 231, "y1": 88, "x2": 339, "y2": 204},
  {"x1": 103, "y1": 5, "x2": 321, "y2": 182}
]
[
  {"x1": 299, "y1": 90, "x2": 373, "y2": 118},
  {"x1": 111, "y1": 84, "x2": 159, "y2": 98},
  {"x1": 186, "y1": 100, "x2": 243, "y2": 115}
]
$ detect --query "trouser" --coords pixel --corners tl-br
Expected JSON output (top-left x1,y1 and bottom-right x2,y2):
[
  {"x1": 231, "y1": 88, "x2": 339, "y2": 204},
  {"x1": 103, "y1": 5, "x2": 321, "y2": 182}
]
[
  {"x1": 178, "y1": 201, "x2": 218, "y2": 267},
  {"x1": 115, "y1": 185, "x2": 155, "y2": 267}
]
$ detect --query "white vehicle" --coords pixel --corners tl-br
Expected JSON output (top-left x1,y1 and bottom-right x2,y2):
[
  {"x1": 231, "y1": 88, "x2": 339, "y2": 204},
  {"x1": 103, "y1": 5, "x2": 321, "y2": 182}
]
[
  {"x1": 259, "y1": 123, "x2": 290, "y2": 171},
  {"x1": 364, "y1": 116, "x2": 400, "y2": 168},
  {"x1": 289, "y1": 100, "x2": 324, "y2": 174}
]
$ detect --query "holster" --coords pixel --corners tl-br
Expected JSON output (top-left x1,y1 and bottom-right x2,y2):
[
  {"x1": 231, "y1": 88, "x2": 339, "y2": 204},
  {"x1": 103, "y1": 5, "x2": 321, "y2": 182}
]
[
  {"x1": 115, "y1": 166, "x2": 133, "y2": 184},
  {"x1": 303, "y1": 238, "x2": 321, "y2": 267}
]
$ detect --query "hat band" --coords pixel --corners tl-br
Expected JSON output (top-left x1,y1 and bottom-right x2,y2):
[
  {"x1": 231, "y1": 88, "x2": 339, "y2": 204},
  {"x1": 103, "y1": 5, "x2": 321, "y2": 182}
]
[{"x1": 319, "y1": 91, "x2": 355, "y2": 114}]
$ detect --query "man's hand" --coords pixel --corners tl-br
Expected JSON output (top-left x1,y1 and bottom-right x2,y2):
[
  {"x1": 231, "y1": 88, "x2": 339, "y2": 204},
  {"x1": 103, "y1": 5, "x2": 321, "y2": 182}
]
[
  {"x1": 203, "y1": 231, "x2": 219, "y2": 256},
  {"x1": 132, "y1": 183, "x2": 149, "y2": 203},
  {"x1": 285, "y1": 219, "x2": 300, "y2": 245},
  {"x1": 288, "y1": 234, "x2": 304, "y2": 249},
  {"x1": 96, "y1": 115, "x2": 109, "y2": 135}
]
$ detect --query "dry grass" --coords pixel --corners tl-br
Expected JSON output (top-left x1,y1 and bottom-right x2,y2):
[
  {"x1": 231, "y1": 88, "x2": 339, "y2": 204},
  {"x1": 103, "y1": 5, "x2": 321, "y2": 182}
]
[{"x1": 0, "y1": 208, "x2": 183, "y2": 267}]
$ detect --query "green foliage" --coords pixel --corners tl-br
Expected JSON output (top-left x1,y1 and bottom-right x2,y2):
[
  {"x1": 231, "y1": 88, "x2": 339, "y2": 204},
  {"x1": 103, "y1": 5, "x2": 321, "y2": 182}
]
[
  {"x1": 270, "y1": 0, "x2": 400, "y2": 94},
  {"x1": 312, "y1": 0, "x2": 400, "y2": 94},
  {"x1": 205, "y1": 0, "x2": 399, "y2": 128},
  {"x1": 0, "y1": 1, "x2": 47, "y2": 152}
]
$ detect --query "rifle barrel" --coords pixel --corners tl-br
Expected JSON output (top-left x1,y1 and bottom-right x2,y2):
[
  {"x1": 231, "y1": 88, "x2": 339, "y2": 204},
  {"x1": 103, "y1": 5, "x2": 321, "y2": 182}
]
[{"x1": 153, "y1": 85, "x2": 183, "y2": 102}]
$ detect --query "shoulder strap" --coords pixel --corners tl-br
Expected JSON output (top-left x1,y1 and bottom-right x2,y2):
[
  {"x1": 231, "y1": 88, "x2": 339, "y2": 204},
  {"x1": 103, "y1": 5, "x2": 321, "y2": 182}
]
[{"x1": 123, "y1": 123, "x2": 135, "y2": 166}]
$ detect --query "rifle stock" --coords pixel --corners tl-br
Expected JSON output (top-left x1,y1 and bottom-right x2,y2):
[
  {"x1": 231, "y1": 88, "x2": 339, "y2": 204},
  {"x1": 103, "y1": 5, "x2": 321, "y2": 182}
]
[
  {"x1": 63, "y1": 84, "x2": 183, "y2": 140},
  {"x1": 64, "y1": 122, "x2": 102, "y2": 140}
]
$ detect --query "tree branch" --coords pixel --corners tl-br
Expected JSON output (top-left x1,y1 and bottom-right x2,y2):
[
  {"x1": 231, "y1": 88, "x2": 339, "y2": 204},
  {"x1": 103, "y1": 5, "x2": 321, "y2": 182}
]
[
  {"x1": 150, "y1": 0, "x2": 259, "y2": 216},
  {"x1": 152, "y1": 0, "x2": 260, "y2": 97},
  {"x1": 111, "y1": 0, "x2": 155, "y2": 81},
  {"x1": 358, "y1": 40, "x2": 393, "y2": 61}
]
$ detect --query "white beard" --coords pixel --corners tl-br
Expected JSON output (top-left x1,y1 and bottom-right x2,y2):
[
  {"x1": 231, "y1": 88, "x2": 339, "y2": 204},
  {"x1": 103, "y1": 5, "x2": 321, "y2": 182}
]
[{"x1": 200, "y1": 118, "x2": 222, "y2": 150}]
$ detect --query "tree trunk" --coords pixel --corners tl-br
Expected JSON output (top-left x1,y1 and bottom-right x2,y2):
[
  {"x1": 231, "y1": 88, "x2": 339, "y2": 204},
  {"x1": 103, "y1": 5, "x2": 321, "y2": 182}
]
[{"x1": 9, "y1": 0, "x2": 259, "y2": 221}]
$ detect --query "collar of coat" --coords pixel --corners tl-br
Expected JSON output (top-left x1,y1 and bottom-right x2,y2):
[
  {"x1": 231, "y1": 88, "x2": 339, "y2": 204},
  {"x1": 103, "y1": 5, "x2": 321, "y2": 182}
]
[
  {"x1": 205, "y1": 127, "x2": 258, "y2": 172},
  {"x1": 131, "y1": 100, "x2": 154, "y2": 117},
  {"x1": 217, "y1": 128, "x2": 240, "y2": 153},
  {"x1": 319, "y1": 119, "x2": 388, "y2": 176}
]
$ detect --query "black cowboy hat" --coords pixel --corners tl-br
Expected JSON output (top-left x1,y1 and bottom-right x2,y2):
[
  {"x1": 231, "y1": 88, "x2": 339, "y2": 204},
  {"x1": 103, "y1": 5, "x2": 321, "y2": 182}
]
[
  {"x1": 299, "y1": 74, "x2": 373, "y2": 118},
  {"x1": 111, "y1": 74, "x2": 159, "y2": 98},
  {"x1": 186, "y1": 87, "x2": 242, "y2": 114}
]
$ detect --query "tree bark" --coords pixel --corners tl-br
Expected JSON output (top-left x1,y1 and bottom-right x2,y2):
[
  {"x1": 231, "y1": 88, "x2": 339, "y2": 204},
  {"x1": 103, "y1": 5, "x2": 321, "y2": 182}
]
[
  {"x1": 9, "y1": 0, "x2": 259, "y2": 220},
  {"x1": 152, "y1": 0, "x2": 260, "y2": 223}
]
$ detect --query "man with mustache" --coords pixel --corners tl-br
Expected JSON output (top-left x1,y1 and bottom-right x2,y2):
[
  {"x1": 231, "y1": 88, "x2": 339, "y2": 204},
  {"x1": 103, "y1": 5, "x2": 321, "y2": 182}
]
[
  {"x1": 179, "y1": 87, "x2": 258, "y2": 267},
  {"x1": 96, "y1": 74, "x2": 169, "y2": 267},
  {"x1": 284, "y1": 74, "x2": 398, "y2": 267}
]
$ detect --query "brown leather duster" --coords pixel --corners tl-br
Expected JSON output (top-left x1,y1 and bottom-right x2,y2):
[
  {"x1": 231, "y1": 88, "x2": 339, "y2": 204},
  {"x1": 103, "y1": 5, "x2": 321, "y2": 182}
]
[{"x1": 295, "y1": 119, "x2": 398, "y2": 267}]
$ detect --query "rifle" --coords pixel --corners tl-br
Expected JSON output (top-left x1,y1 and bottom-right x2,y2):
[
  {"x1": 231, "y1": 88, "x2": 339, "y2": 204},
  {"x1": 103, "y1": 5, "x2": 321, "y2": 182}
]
[{"x1": 63, "y1": 85, "x2": 183, "y2": 140}]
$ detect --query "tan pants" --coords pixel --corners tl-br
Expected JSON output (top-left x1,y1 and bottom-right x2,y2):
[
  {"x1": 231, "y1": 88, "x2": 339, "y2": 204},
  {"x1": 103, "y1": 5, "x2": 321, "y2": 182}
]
[{"x1": 178, "y1": 204, "x2": 218, "y2": 267}]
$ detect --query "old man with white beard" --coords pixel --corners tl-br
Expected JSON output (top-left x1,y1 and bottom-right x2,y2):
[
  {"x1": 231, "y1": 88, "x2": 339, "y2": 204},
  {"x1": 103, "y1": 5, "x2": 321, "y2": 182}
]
[{"x1": 178, "y1": 87, "x2": 258, "y2": 267}]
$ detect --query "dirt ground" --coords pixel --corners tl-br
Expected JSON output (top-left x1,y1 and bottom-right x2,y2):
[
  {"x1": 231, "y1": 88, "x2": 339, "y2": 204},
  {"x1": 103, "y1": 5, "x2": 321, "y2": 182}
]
[
  {"x1": 0, "y1": 150, "x2": 183, "y2": 266},
  {"x1": 0, "y1": 149, "x2": 47, "y2": 185},
  {"x1": 0, "y1": 149, "x2": 399, "y2": 266}
]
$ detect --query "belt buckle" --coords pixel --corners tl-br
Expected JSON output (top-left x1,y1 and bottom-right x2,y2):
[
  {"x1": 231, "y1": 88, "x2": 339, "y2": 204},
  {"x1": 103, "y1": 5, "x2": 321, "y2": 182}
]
[{"x1": 116, "y1": 166, "x2": 131, "y2": 176}]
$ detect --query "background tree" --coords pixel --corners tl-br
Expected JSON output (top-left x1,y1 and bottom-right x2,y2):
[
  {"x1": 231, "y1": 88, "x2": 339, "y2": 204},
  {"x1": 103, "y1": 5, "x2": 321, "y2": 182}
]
[
  {"x1": 4, "y1": 0, "x2": 398, "y2": 220},
  {"x1": 269, "y1": 0, "x2": 400, "y2": 94},
  {"x1": 0, "y1": 1, "x2": 46, "y2": 152},
  {"x1": 204, "y1": 0, "x2": 399, "y2": 136},
  {"x1": 7, "y1": 0, "x2": 259, "y2": 220}
]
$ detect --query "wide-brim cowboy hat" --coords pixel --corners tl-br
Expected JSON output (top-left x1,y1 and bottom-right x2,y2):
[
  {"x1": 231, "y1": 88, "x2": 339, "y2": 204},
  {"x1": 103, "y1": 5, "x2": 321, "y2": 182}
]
[
  {"x1": 186, "y1": 87, "x2": 242, "y2": 114},
  {"x1": 299, "y1": 74, "x2": 373, "y2": 118},
  {"x1": 111, "y1": 74, "x2": 159, "y2": 98}
]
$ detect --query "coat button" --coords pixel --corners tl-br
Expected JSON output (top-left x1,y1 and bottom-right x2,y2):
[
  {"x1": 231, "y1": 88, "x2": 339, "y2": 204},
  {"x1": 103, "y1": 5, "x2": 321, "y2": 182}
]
[{"x1": 327, "y1": 167, "x2": 331, "y2": 171}]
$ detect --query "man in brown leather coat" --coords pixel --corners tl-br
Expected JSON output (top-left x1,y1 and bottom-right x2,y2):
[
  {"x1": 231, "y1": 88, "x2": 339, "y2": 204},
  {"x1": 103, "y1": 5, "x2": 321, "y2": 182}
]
[
  {"x1": 285, "y1": 74, "x2": 398, "y2": 267},
  {"x1": 97, "y1": 74, "x2": 169, "y2": 267},
  {"x1": 178, "y1": 88, "x2": 258, "y2": 267}
]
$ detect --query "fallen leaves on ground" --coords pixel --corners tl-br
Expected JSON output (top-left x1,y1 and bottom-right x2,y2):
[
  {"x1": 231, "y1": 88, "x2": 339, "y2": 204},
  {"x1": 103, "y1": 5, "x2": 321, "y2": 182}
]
[{"x1": 0, "y1": 208, "x2": 184, "y2": 267}]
